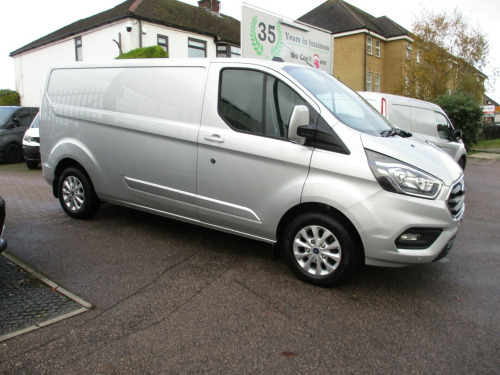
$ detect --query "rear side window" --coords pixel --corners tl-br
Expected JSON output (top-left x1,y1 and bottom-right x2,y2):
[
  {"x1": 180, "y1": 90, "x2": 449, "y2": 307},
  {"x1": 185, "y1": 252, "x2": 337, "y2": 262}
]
[
  {"x1": 219, "y1": 69, "x2": 309, "y2": 139},
  {"x1": 47, "y1": 67, "x2": 206, "y2": 124},
  {"x1": 389, "y1": 104, "x2": 412, "y2": 131},
  {"x1": 409, "y1": 106, "x2": 437, "y2": 137}
]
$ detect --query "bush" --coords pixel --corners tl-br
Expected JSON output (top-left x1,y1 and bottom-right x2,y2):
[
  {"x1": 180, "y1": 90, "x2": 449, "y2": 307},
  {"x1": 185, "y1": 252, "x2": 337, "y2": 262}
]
[
  {"x1": 433, "y1": 91, "x2": 483, "y2": 150},
  {"x1": 0, "y1": 89, "x2": 20, "y2": 106},
  {"x1": 116, "y1": 46, "x2": 168, "y2": 59}
]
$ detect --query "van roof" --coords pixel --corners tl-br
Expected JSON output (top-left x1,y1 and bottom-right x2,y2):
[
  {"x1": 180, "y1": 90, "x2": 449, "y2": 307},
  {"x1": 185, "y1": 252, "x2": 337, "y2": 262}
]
[
  {"x1": 46, "y1": 58, "x2": 302, "y2": 72},
  {"x1": 358, "y1": 91, "x2": 443, "y2": 111}
]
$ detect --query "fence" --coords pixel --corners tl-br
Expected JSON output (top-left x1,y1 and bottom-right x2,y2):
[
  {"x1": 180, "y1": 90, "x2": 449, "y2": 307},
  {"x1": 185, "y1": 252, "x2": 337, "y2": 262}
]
[{"x1": 480, "y1": 124, "x2": 500, "y2": 141}]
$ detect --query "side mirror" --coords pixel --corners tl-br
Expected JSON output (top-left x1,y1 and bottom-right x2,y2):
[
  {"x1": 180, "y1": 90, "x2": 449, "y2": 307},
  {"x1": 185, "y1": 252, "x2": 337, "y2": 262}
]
[
  {"x1": 288, "y1": 105, "x2": 309, "y2": 145},
  {"x1": 452, "y1": 128, "x2": 462, "y2": 141},
  {"x1": 8, "y1": 118, "x2": 20, "y2": 128}
]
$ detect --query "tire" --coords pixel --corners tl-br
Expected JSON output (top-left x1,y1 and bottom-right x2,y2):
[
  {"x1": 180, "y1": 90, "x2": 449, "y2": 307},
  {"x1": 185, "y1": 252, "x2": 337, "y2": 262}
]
[
  {"x1": 5, "y1": 143, "x2": 23, "y2": 164},
  {"x1": 282, "y1": 213, "x2": 357, "y2": 286},
  {"x1": 58, "y1": 167, "x2": 100, "y2": 219},
  {"x1": 26, "y1": 160, "x2": 39, "y2": 169}
]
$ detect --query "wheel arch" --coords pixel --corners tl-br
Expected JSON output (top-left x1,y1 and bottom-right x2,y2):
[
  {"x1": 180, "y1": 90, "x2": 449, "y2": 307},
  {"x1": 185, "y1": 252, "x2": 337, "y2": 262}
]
[
  {"x1": 459, "y1": 155, "x2": 466, "y2": 170},
  {"x1": 53, "y1": 158, "x2": 94, "y2": 198},
  {"x1": 4, "y1": 141, "x2": 23, "y2": 163},
  {"x1": 276, "y1": 202, "x2": 365, "y2": 264}
]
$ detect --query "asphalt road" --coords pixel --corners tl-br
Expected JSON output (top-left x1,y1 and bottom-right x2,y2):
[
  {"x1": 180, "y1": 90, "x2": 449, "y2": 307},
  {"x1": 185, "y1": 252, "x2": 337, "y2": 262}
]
[{"x1": 0, "y1": 159, "x2": 499, "y2": 374}]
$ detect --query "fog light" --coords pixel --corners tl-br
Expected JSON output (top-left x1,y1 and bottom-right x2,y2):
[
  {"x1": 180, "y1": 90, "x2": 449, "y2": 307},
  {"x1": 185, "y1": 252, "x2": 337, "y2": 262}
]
[
  {"x1": 395, "y1": 228, "x2": 442, "y2": 249},
  {"x1": 400, "y1": 233, "x2": 421, "y2": 241}
]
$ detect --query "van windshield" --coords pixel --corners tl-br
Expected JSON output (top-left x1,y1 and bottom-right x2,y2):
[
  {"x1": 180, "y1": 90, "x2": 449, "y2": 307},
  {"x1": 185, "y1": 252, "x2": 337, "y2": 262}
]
[
  {"x1": 283, "y1": 66, "x2": 393, "y2": 136},
  {"x1": 0, "y1": 107, "x2": 16, "y2": 127}
]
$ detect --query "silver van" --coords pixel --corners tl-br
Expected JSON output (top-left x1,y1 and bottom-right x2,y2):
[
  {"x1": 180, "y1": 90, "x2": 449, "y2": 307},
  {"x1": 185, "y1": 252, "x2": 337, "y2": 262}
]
[
  {"x1": 358, "y1": 92, "x2": 467, "y2": 169},
  {"x1": 40, "y1": 59, "x2": 465, "y2": 286}
]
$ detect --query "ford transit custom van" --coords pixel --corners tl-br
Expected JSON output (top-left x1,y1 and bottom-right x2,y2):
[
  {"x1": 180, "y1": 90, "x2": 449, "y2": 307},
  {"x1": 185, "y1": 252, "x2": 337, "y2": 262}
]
[
  {"x1": 358, "y1": 92, "x2": 467, "y2": 169},
  {"x1": 40, "y1": 59, "x2": 464, "y2": 286}
]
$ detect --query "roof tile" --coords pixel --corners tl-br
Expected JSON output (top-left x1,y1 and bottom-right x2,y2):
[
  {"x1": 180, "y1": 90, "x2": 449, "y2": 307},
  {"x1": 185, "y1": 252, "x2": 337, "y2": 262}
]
[
  {"x1": 298, "y1": 0, "x2": 409, "y2": 38},
  {"x1": 10, "y1": 0, "x2": 240, "y2": 56}
]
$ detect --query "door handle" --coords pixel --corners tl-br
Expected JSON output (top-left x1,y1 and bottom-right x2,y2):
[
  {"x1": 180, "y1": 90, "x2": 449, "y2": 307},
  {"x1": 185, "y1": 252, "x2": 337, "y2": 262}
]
[{"x1": 203, "y1": 134, "x2": 225, "y2": 144}]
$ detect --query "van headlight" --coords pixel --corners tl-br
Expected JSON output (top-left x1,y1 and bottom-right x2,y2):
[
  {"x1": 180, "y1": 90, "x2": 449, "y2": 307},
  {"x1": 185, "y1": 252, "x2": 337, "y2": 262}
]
[{"x1": 365, "y1": 149, "x2": 443, "y2": 199}]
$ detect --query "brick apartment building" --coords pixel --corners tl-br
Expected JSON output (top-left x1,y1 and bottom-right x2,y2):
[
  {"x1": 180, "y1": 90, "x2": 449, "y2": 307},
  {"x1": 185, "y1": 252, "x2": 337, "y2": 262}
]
[{"x1": 299, "y1": 0, "x2": 413, "y2": 94}]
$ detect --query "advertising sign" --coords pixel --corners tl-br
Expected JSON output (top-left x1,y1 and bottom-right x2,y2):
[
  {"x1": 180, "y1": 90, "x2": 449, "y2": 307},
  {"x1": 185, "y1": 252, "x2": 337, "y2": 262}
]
[
  {"x1": 241, "y1": 4, "x2": 333, "y2": 74},
  {"x1": 482, "y1": 105, "x2": 495, "y2": 118}
]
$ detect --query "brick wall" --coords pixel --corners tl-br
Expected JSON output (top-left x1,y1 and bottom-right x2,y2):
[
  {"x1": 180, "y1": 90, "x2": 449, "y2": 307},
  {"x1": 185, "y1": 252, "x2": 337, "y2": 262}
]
[
  {"x1": 383, "y1": 39, "x2": 407, "y2": 94},
  {"x1": 333, "y1": 33, "x2": 408, "y2": 94},
  {"x1": 333, "y1": 34, "x2": 365, "y2": 90}
]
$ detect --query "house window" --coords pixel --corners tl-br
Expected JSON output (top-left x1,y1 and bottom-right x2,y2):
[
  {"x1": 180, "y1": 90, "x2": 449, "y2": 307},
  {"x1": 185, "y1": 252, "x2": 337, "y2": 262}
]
[
  {"x1": 375, "y1": 40, "x2": 381, "y2": 57},
  {"x1": 406, "y1": 42, "x2": 412, "y2": 60},
  {"x1": 366, "y1": 72, "x2": 372, "y2": 91},
  {"x1": 217, "y1": 44, "x2": 241, "y2": 58},
  {"x1": 375, "y1": 75, "x2": 380, "y2": 92},
  {"x1": 75, "y1": 36, "x2": 83, "y2": 61},
  {"x1": 217, "y1": 45, "x2": 228, "y2": 58},
  {"x1": 157, "y1": 35, "x2": 168, "y2": 54},
  {"x1": 367, "y1": 36, "x2": 373, "y2": 55},
  {"x1": 188, "y1": 38, "x2": 206, "y2": 58},
  {"x1": 230, "y1": 46, "x2": 241, "y2": 58},
  {"x1": 416, "y1": 49, "x2": 421, "y2": 64}
]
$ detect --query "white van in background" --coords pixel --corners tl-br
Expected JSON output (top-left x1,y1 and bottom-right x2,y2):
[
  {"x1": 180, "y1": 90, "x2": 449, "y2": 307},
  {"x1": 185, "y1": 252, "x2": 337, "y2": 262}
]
[
  {"x1": 23, "y1": 114, "x2": 41, "y2": 169},
  {"x1": 358, "y1": 92, "x2": 467, "y2": 169}
]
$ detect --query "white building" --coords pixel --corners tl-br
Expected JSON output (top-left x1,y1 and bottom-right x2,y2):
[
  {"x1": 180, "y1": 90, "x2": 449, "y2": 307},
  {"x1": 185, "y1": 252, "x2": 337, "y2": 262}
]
[{"x1": 10, "y1": 0, "x2": 240, "y2": 106}]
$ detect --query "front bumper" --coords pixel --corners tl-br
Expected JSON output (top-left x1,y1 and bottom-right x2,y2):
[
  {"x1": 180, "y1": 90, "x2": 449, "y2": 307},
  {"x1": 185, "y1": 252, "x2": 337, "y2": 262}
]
[
  {"x1": 23, "y1": 145, "x2": 41, "y2": 162},
  {"x1": 433, "y1": 235, "x2": 456, "y2": 262},
  {"x1": 349, "y1": 183, "x2": 464, "y2": 268}
]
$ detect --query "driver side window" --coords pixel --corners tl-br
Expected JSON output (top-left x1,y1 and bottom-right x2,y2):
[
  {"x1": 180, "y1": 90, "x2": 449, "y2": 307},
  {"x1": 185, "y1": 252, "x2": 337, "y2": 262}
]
[
  {"x1": 435, "y1": 112, "x2": 453, "y2": 140},
  {"x1": 15, "y1": 109, "x2": 31, "y2": 127},
  {"x1": 219, "y1": 69, "x2": 309, "y2": 140}
]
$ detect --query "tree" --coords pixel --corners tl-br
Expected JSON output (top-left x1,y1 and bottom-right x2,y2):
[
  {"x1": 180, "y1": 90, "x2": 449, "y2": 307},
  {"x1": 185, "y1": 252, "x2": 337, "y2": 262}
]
[
  {"x1": 0, "y1": 89, "x2": 20, "y2": 106},
  {"x1": 116, "y1": 46, "x2": 168, "y2": 59},
  {"x1": 402, "y1": 8, "x2": 489, "y2": 102},
  {"x1": 434, "y1": 91, "x2": 483, "y2": 150}
]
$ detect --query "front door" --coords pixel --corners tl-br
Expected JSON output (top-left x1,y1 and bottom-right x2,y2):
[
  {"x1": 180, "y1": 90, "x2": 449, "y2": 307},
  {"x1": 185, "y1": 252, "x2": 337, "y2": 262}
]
[
  {"x1": 435, "y1": 111, "x2": 463, "y2": 161},
  {"x1": 196, "y1": 64, "x2": 318, "y2": 241}
]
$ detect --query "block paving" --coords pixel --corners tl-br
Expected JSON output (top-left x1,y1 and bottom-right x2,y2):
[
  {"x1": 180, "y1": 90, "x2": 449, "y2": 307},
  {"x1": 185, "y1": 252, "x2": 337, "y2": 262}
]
[
  {"x1": 0, "y1": 162, "x2": 88, "y2": 340},
  {"x1": 0, "y1": 255, "x2": 82, "y2": 339}
]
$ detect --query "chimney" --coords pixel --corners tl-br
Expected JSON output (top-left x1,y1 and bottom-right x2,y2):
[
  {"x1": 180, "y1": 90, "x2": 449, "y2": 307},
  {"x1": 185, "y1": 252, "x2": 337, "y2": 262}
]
[{"x1": 198, "y1": 0, "x2": 220, "y2": 13}]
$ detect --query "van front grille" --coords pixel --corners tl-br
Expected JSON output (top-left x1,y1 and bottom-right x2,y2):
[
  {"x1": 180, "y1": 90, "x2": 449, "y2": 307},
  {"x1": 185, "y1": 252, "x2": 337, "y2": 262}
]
[{"x1": 447, "y1": 178, "x2": 465, "y2": 219}]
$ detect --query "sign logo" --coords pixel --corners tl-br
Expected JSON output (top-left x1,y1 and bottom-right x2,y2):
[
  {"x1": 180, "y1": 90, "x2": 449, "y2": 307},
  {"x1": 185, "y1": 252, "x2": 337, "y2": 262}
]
[
  {"x1": 313, "y1": 54, "x2": 320, "y2": 68},
  {"x1": 250, "y1": 16, "x2": 283, "y2": 60},
  {"x1": 242, "y1": 5, "x2": 332, "y2": 73}
]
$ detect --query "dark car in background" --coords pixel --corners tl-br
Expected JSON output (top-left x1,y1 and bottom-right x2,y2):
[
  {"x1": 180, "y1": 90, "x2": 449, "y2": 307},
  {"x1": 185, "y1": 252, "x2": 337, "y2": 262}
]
[
  {"x1": 0, "y1": 196, "x2": 6, "y2": 253},
  {"x1": 0, "y1": 106, "x2": 39, "y2": 164}
]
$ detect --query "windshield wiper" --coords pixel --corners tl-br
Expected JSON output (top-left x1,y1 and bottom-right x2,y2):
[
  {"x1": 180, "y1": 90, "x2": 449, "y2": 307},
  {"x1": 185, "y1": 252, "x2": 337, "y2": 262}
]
[{"x1": 380, "y1": 128, "x2": 412, "y2": 138}]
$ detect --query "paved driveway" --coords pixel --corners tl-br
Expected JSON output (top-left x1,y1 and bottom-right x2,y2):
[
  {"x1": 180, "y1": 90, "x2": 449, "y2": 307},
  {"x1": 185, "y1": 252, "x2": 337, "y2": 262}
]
[{"x1": 0, "y1": 160, "x2": 499, "y2": 374}]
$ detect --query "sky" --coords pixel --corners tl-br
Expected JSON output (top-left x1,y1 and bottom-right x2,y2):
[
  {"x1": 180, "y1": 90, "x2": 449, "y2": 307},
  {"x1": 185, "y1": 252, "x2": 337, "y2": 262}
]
[{"x1": 1, "y1": 0, "x2": 499, "y2": 102}]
